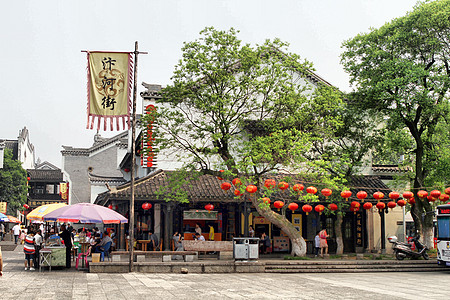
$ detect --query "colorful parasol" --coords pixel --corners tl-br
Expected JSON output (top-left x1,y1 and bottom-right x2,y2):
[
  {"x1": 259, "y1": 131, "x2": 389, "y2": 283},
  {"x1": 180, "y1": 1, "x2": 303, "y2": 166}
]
[
  {"x1": 43, "y1": 203, "x2": 128, "y2": 224},
  {"x1": 6, "y1": 215, "x2": 21, "y2": 223},
  {"x1": 0, "y1": 212, "x2": 8, "y2": 222},
  {"x1": 26, "y1": 203, "x2": 67, "y2": 221}
]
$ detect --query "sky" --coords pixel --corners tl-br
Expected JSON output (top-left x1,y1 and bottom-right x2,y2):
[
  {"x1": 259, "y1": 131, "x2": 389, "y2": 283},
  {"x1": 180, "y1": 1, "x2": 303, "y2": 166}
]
[{"x1": 0, "y1": 0, "x2": 419, "y2": 168}]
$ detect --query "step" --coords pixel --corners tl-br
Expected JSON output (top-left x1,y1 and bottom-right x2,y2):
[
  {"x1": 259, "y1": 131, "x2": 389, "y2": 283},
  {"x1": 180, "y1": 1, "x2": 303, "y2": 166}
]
[
  {"x1": 265, "y1": 267, "x2": 443, "y2": 273},
  {"x1": 265, "y1": 264, "x2": 440, "y2": 270}
]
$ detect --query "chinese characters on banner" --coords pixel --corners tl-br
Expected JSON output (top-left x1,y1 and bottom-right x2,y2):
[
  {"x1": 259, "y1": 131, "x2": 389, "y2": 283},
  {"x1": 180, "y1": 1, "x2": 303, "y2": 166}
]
[
  {"x1": 87, "y1": 52, "x2": 133, "y2": 131},
  {"x1": 141, "y1": 104, "x2": 156, "y2": 167},
  {"x1": 356, "y1": 212, "x2": 363, "y2": 247},
  {"x1": 60, "y1": 182, "x2": 69, "y2": 202}
]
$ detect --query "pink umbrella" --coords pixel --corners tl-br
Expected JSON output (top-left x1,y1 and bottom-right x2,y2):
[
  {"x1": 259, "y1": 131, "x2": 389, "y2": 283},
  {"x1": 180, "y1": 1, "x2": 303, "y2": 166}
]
[{"x1": 43, "y1": 203, "x2": 128, "y2": 224}]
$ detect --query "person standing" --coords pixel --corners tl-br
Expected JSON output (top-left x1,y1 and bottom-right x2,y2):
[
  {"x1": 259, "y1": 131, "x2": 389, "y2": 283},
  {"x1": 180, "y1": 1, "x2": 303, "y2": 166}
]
[
  {"x1": 148, "y1": 231, "x2": 159, "y2": 251},
  {"x1": 195, "y1": 224, "x2": 202, "y2": 235},
  {"x1": 0, "y1": 223, "x2": 5, "y2": 241},
  {"x1": 249, "y1": 226, "x2": 255, "y2": 238},
  {"x1": 23, "y1": 229, "x2": 35, "y2": 271},
  {"x1": 34, "y1": 229, "x2": 43, "y2": 268},
  {"x1": 314, "y1": 231, "x2": 321, "y2": 257},
  {"x1": 208, "y1": 225, "x2": 215, "y2": 241},
  {"x1": 11, "y1": 223, "x2": 20, "y2": 244},
  {"x1": 319, "y1": 228, "x2": 329, "y2": 258},
  {"x1": 59, "y1": 225, "x2": 72, "y2": 268}
]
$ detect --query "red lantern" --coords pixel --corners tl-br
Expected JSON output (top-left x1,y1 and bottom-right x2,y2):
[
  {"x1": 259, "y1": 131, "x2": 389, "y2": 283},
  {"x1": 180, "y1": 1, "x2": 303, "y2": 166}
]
[
  {"x1": 108, "y1": 204, "x2": 113, "y2": 209},
  {"x1": 246, "y1": 185, "x2": 257, "y2": 194},
  {"x1": 232, "y1": 178, "x2": 242, "y2": 187},
  {"x1": 350, "y1": 201, "x2": 360, "y2": 209},
  {"x1": 445, "y1": 187, "x2": 450, "y2": 195},
  {"x1": 262, "y1": 197, "x2": 271, "y2": 205},
  {"x1": 321, "y1": 188, "x2": 332, "y2": 198},
  {"x1": 403, "y1": 191, "x2": 414, "y2": 199},
  {"x1": 387, "y1": 201, "x2": 397, "y2": 209},
  {"x1": 217, "y1": 170, "x2": 225, "y2": 180},
  {"x1": 302, "y1": 204, "x2": 313, "y2": 215},
  {"x1": 123, "y1": 168, "x2": 130, "y2": 173},
  {"x1": 315, "y1": 204, "x2": 325, "y2": 215},
  {"x1": 376, "y1": 202, "x2": 385, "y2": 211},
  {"x1": 417, "y1": 190, "x2": 428, "y2": 199},
  {"x1": 288, "y1": 202, "x2": 299, "y2": 211},
  {"x1": 221, "y1": 182, "x2": 231, "y2": 191},
  {"x1": 439, "y1": 194, "x2": 450, "y2": 202},
  {"x1": 363, "y1": 202, "x2": 373, "y2": 210},
  {"x1": 340, "y1": 190, "x2": 352, "y2": 201},
  {"x1": 430, "y1": 190, "x2": 441, "y2": 199},
  {"x1": 234, "y1": 189, "x2": 243, "y2": 196},
  {"x1": 264, "y1": 179, "x2": 276, "y2": 189},
  {"x1": 373, "y1": 192, "x2": 384, "y2": 201},
  {"x1": 328, "y1": 203, "x2": 338, "y2": 211},
  {"x1": 350, "y1": 205, "x2": 359, "y2": 214},
  {"x1": 427, "y1": 195, "x2": 436, "y2": 202},
  {"x1": 142, "y1": 202, "x2": 152, "y2": 210},
  {"x1": 293, "y1": 184, "x2": 304, "y2": 192},
  {"x1": 397, "y1": 199, "x2": 406, "y2": 207},
  {"x1": 357, "y1": 191, "x2": 368, "y2": 201},
  {"x1": 278, "y1": 182, "x2": 289, "y2": 190},
  {"x1": 408, "y1": 197, "x2": 415, "y2": 204},
  {"x1": 205, "y1": 204, "x2": 214, "y2": 212},
  {"x1": 27, "y1": 177, "x2": 31, "y2": 181},
  {"x1": 23, "y1": 204, "x2": 29, "y2": 209},
  {"x1": 388, "y1": 192, "x2": 400, "y2": 200},
  {"x1": 306, "y1": 186, "x2": 317, "y2": 194},
  {"x1": 274, "y1": 201, "x2": 284, "y2": 209}
]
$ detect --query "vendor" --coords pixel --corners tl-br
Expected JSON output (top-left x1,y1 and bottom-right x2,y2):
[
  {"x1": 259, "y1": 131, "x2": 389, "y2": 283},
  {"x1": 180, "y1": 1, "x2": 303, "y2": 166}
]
[{"x1": 59, "y1": 225, "x2": 72, "y2": 269}]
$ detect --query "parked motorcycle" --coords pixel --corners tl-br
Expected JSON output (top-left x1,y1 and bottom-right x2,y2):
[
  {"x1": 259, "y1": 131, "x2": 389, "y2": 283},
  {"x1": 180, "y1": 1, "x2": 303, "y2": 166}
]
[{"x1": 388, "y1": 235, "x2": 429, "y2": 260}]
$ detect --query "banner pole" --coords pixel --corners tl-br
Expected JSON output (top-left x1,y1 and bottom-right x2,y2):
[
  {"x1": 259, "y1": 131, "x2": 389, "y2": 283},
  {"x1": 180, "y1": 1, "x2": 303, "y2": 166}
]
[{"x1": 129, "y1": 41, "x2": 140, "y2": 273}]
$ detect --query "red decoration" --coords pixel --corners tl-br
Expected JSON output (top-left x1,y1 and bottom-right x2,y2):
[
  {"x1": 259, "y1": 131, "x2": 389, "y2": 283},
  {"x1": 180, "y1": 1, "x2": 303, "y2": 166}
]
[
  {"x1": 408, "y1": 197, "x2": 416, "y2": 204},
  {"x1": 403, "y1": 191, "x2": 414, "y2": 199},
  {"x1": 388, "y1": 192, "x2": 400, "y2": 200},
  {"x1": 427, "y1": 195, "x2": 436, "y2": 202},
  {"x1": 274, "y1": 201, "x2": 284, "y2": 209},
  {"x1": 357, "y1": 191, "x2": 368, "y2": 201},
  {"x1": 397, "y1": 199, "x2": 406, "y2": 207},
  {"x1": 350, "y1": 205, "x2": 359, "y2": 214},
  {"x1": 232, "y1": 178, "x2": 242, "y2": 187},
  {"x1": 142, "y1": 202, "x2": 152, "y2": 210},
  {"x1": 221, "y1": 182, "x2": 231, "y2": 191},
  {"x1": 373, "y1": 192, "x2": 384, "y2": 201},
  {"x1": 262, "y1": 197, "x2": 271, "y2": 205},
  {"x1": 123, "y1": 168, "x2": 130, "y2": 173},
  {"x1": 376, "y1": 202, "x2": 386, "y2": 211},
  {"x1": 234, "y1": 189, "x2": 243, "y2": 196},
  {"x1": 315, "y1": 204, "x2": 325, "y2": 215},
  {"x1": 445, "y1": 187, "x2": 450, "y2": 195},
  {"x1": 264, "y1": 179, "x2": 276, "y2": 189},
  {"x1": 430, "y1": 190, "x2": 441, "y2": 199},
  {"x1": 27, "y1": 177, "x2": 31, "y2": 181},
  {"x1": 321, "y1": 188, "x2": 332, "y2": 198},
  {"x1": 340, "y1": 190, "x2": 352, "y2": 200},
  {"x1": 328, "y1": 203, "x2": 338, "y2": 211},
  {"x1": 205, "y1": 204, "x2": 214, "y2": 212},
  {"x1": 417, "y1": 190, "x2": 428, "y2": 199},
  {"x1": 288, "y1": 202, "x2": 299, "y2": 211},
  {"x1": 246, "y1": 185, "x2": 257, "y2": 194},
  {"x1": 114, "y1": 205, "x2": 118, "y2": 210},
  {"x1": 293, "y1": 184, "x2": 304, "y2": 192},
  {"x1": 439, "y1": 194, "x2": 450, "y2": 202},
  {"x1": 363, "y1": 202, "x2": 373, "y2": 210},
  {"x1": 278, "y1": 182, "x2": 289, "y2": 190},
  {"x1": 302, "y1": 204, "x2": 313, "y2": 215},
  {"x1": 306, "y1": 186, "x2": 317, "y2": 194},
  {"x1": 350, "y1": 201, "x2": 360, "y2": 209},
  {"x1": 217, "y1": 170, "x2": 225, "y2": 180},
  {"x1": 387, "y1": 201, "x2": 397, "y2": 209},
  {"x1": 23, "y1": 204, "x2": 29, "y2": 209},
  {"x1": 108, "y1": 204, "x2": 113, "y2": 209}
]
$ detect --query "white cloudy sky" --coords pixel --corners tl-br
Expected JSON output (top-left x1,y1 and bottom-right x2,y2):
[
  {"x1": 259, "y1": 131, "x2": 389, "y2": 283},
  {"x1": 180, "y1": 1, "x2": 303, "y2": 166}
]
[{"x1": 0, "y1": 0, "x2": 418, "y2": 167}]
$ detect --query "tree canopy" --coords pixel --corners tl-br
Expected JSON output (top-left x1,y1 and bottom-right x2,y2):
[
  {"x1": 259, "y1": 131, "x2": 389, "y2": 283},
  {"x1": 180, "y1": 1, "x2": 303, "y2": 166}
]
[{"x1": 0, "y1": 148, "x2": 28, "y2": 215}]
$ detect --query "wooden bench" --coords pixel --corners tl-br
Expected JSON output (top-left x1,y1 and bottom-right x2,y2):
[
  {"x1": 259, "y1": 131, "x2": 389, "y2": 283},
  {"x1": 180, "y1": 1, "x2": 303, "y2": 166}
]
[
  {"x1": 182, "y1": 241, "x2": 233, "y2": 260},
  {"x1": 110, "y1": 250, "x2": 198, "y2": 262}
]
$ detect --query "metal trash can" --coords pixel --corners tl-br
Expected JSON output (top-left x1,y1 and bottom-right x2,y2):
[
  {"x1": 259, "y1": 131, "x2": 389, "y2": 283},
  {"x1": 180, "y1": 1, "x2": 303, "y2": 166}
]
[{"x1": 233, "y1": 238, "x2": 260, "y2": 260}]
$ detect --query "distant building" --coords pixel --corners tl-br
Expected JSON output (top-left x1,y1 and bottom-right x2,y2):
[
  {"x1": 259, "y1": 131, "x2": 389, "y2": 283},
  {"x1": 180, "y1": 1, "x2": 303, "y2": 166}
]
[{"x1": 0, "y1": 127, "x2": 36, "y2": 169}]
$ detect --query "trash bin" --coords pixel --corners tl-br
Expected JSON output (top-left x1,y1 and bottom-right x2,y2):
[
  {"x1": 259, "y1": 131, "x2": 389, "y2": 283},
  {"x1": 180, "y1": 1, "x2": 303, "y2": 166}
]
[{"x1": 233, "y1": 238, "x2": 260, "y2": 260}]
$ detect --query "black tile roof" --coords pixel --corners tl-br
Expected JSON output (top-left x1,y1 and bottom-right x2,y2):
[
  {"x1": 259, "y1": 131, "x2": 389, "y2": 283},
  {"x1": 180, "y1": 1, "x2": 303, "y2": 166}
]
[{"x1": 27, "y1": 169, "x2": 63, "y2": 182}]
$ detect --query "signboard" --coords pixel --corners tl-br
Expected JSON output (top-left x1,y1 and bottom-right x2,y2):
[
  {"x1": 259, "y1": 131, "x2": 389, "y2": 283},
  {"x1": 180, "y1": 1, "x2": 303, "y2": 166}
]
[
  {"x1": 438, "y1": 208, "x2": 450, "y2": 215},
  {"x1": 0, "y1": 202, "x2": 7, "y2": 214},
  {"x1": 356, "y1": 211, "x2": 363, "y2": 247},
  {"x1": 183, "y1": 210, "x2": 218, "y2": 220}
]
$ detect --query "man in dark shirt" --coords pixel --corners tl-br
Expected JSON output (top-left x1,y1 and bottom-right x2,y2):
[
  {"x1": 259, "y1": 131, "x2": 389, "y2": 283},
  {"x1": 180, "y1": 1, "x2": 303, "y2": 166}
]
[
  {"x1": 148, "y1": 231, "x2": 159, "y2": 251},
  {"x1": 59, "y1": 224, "x2": 72, "y2": 268}
]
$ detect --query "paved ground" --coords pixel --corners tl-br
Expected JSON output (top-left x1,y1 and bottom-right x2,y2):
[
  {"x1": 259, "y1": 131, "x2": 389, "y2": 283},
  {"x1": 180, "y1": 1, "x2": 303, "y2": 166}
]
[{"x1": 2, "y1": 243, "x2": 450, "y2": 300}]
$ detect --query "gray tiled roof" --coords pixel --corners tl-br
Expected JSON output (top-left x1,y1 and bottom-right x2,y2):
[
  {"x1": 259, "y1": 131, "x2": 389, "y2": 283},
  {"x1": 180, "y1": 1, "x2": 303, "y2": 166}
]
[{"x1": 27, "y1": 169, "x2": 63, "y2": 182}]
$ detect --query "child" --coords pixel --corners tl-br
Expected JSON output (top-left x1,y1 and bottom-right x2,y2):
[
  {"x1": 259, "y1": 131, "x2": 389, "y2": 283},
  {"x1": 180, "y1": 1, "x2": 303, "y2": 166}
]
[
  {"x1": 20, "y1": 230, "x2": 26, "y2": 245},
  {"x1": 23, "y1": 229, "x2": 36, "y2": 271},
  {"x1": 314, "y1": 231, "x2": 320, "y2": 257}
]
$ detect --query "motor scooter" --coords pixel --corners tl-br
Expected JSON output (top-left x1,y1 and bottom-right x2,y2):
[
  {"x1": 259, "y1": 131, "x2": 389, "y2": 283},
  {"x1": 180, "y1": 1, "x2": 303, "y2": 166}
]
[{"x1": 388, "y1": 235, "x2": 429, "y2": 260}]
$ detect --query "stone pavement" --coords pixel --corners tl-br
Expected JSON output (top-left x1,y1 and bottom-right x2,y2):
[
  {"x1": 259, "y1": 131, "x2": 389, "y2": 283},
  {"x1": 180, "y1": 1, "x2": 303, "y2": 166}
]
[{"x1": 2, "y1": 243, "x2": 450, "y2": 299}]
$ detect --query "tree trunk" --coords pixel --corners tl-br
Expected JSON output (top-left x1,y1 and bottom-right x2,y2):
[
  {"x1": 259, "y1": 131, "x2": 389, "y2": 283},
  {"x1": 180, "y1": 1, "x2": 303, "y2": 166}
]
[
  {"x1": 334, "y1": 213, "x2": 344, "y2": 255},
  {"x1": 251, "y1": 196, "x2": 306, "y2": 256}
]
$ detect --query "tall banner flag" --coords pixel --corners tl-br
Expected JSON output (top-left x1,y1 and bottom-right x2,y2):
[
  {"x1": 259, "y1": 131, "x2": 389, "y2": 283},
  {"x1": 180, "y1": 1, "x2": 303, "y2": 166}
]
[{"x1": 87, "y1": 52, "x2": 133, "y2": 131}]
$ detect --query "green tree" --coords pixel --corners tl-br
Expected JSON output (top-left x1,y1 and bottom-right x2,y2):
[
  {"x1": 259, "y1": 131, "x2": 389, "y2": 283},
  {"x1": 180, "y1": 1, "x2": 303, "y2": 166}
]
[
  {"x1": 147, "y1": 27, "x2": 345, "y2": 256},
  {"x1": 0, "y1": 148, "x2": 28, "y2": 215},
  {"x1": 341, "y1": 0, "x2": 450, "y2": 246}
]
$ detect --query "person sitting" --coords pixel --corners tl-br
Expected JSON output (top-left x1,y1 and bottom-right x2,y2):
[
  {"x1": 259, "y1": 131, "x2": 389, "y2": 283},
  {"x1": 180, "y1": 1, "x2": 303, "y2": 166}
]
[
  {"x1": 194, "y1": 232, "x2": 205, "y2": 241},
  {"x1": 148, "y1": 231, "x2": 159, "y2": 251},
  {"x1": 93, "y1": 231, "x2": 112, "y2": 253}
]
